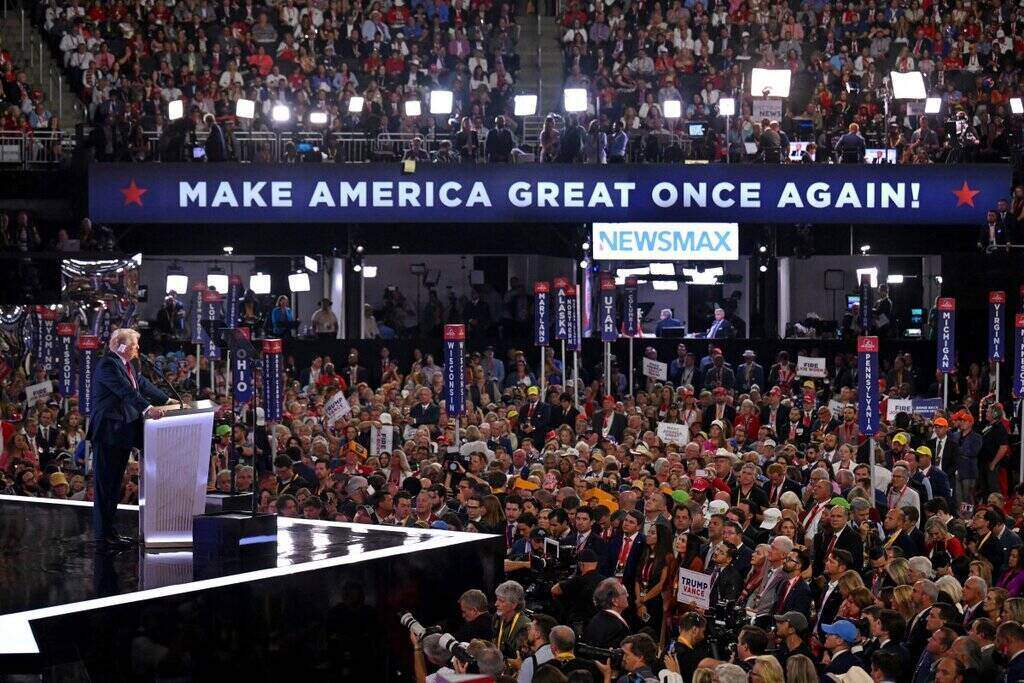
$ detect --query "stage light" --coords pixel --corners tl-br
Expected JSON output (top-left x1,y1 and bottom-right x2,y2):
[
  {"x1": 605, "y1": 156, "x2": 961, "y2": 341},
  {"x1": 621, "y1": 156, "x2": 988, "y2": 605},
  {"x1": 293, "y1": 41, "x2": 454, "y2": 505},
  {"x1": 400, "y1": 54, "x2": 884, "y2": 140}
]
[
  {"x1": 131, "y1": 253, "x2": 142, "y2": 266},
  {"x1": 165, "y1": 274, "x2": 188, "y2": 294},
  {"x1": 207, "y1": 272, "x2": 229, "y2": 292},
  {"x1": 856, "y1": 267, "x2": 879, "y2": 288},
  {"x1": 272, "y1": 104, "x2": 291, "y2": 122},
  {"x1": 363, "y1": 266, "x2": 378, "y2": 278},
  {"x1": 222, "y1": 246, "x2": 234, "y2": 255},
  {"x1": 652, "y1": 280, "x2": 679, "y2": 291},
  {"x1": 563, "y1": 88, "x2": 588, "y2": 113},
  {"x1": 750, "y1": 69, "x2": 791, "y2": 98},
  {"x1": 581, "y1": 240, "x2": 590, "y2": 251},
  {"x1": 429, "y1": 90, "x2": 454, "y2": 115},
  {"x1": 1011, "y1": 98, "x2": 1024, "y2": 115},
  {"x1": 758, "y1": 264, "x2": 768, "y2": 273},
  {"x1": 168, "y1": 99, "x2": 184, "y2": 121},
  {"x1": 304, "y1": 256, "x2": 319, "y2": 273},
  {"x1": 579, "y1": 259, "x2": 589, "y2": 269},
  {"x1": 718, "y1": 97, "x2": 736, "y2": 116},
  {"x1": 514, "y1": 94, "x2": 538, "y2": 116},
  {"x1": 683, "y1": 267, "x2": 723, "y2": 285},
  {"x1": 887, "y1": 274, "x2": 905, "y2": 284},
  {"x1": 649, "y1": 263, "x2": 675, "y2": 276},
  {"x1": 935, "y1": 275, "x2": 943, "y2": 284},
  {"x1": 924, "y1": 97, "x2": 942, "y2": 114},
  {"x1": 288, "y1": 272, "x2": 311, "y2": 292},
  {"x1": 235, "y1": 99, "x2": 255, "y2": 119},
  {"x1": 249, "y1": 272, "x2": 271, "y2": 294},
  {"x1": 889, "y1": 71, "x2": 926, "y2": 100},
  {"x1": 758, "y1": 245, "x2": 768, "y2": 253},
  {"x1": 860, "y1": 244, "x2": 871, "y2": 253},
  {"x1": 353, "y1": 263, "x2": 363, "y2": 273},
  {"x1": 404, "y1": 99, "x2": 422, "y2": 116},
  {"x1": 663, "y1": 100, "x2": 682, "y2": 119},
  {"x1": 348, "y1": 96, "x2": 365, "y2": 113},
  {"x1": 309, "y1": 111, "x2": 328, "y2": 125},
  {"x1": 355, "y1": 245, "x2": 365, "y2": 254}
]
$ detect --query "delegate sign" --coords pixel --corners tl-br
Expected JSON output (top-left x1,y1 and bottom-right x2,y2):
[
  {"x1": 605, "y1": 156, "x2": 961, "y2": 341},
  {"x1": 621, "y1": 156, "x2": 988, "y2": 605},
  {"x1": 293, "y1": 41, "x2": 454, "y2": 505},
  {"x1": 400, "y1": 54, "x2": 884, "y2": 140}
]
[{"x1": 89, "y1": 163, "x2": 1008, "y2": 225}]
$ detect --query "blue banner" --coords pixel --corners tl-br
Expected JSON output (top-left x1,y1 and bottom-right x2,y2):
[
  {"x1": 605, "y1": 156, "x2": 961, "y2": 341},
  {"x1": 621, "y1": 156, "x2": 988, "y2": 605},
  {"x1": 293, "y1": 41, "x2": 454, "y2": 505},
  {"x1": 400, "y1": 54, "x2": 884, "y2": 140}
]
[
  {"x1": 203, "y1": 290, "x2": 224, "y2": 361},
  {"x1": 600, "y1": 277, "x2": 618, "y2": 342},
  {"x1": 232, "y1": 328, "x2": 254, "y2": 405},
  {"x1": 858, "y1": 336, "x2": 879, "y2": 436},
  {"x1": 554, "y1": 277, "x2": 569, "y2": 340},
  {"x1": 36, "y1": 308, "x2": 59, "y2": 372},
  {"x1": 567, "y1": 285, "x2": 580, "y2": 351},
  {"x1": 57, "y1": 324, "x2": 76, "y2": 396},
  {"x1": 623, "y1": 278, "x2": 638, "y2": 337},
  {"x1": 89, "y1": 163, "x2": 1008, "y2": 225},
  {"x1": 1015, "y1": 315, "x2": 1024, "y2": 399},
  {"x1": 936, "y1": 298, "x2": 956, "y2": 373},
  {"x1": 261, "y1": 339, "x2": 283, "y2": 421},
  {"x1": 989, "y1": 291, "x2": 1005, "y2": 362},
  {"x1": 534, "y1": 282, "x2": 550, "y2": 347},
  {"x1": 190, "y1": 282, "x2": 207, "y2": 345},
  {"x1": 225, "y1": 274, "x2": 242, "y2": 329},
  {"x1": 443, "y1": 324, "x2": 465, "y2": 416},
  {"x1": 910, "y1": 397, "x2": 944, "y2": 418},
  {"x1": 76, "y1": 335, "x2": 101, "y2": 416}
]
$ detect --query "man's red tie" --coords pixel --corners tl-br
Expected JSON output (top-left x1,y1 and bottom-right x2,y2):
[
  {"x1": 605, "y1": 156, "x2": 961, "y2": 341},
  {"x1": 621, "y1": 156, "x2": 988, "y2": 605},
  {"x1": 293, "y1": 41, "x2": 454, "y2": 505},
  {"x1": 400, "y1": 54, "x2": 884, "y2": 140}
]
[
  {"x1": 618, "y1": 535, "x2": 633, "y2": 566},
  {"x1": 125, "y1": 361, "x2": 138, "y2": 389}
]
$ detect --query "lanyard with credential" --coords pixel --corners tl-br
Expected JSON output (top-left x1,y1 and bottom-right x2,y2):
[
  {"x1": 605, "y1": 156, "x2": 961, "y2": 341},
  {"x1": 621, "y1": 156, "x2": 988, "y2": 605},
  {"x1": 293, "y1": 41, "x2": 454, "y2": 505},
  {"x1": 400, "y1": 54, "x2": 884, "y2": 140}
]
[{"x1": 497, "y1": 612, "x2": 521, "y2": 651}]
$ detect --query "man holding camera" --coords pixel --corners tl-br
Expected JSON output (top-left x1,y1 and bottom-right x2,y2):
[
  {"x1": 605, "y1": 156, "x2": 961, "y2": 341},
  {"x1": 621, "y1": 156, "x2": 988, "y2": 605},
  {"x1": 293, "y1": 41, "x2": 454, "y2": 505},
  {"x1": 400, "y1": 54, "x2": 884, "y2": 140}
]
[{"x1": 537, "y1": 625, "x2": 604, "y2": 679}]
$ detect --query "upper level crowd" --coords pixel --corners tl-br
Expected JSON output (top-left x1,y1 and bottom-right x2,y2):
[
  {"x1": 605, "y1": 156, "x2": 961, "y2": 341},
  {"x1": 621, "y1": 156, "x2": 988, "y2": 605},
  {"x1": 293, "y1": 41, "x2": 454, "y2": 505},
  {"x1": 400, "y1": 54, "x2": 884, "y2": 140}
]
[{"x1": 1, "y1": 0, "x2": 1021, "y2": 163}]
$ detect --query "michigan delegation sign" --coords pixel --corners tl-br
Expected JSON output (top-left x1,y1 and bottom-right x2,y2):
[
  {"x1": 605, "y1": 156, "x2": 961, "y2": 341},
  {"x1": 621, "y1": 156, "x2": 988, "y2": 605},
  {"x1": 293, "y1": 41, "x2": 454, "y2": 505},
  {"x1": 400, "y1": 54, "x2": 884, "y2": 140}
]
[{"x1": 89, "y1": 163, "x2": 1009, "y2": 225}]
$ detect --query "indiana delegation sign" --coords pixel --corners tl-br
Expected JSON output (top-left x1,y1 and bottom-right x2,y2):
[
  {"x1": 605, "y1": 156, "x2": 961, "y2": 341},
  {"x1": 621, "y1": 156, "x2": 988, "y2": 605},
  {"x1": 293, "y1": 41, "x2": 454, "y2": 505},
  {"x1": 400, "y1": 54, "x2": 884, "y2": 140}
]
[{"x1": 89, "y1": 163, "x2": 1008, "y2": 224}]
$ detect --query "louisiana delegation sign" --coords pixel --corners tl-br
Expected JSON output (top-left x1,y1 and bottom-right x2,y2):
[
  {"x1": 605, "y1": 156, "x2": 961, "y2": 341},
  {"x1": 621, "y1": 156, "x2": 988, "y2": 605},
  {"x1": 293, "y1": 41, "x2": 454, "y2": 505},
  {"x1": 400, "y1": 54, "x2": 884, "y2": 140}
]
[{"x1": 89, "y1": 163, "x2": 1008, "y2": 224}]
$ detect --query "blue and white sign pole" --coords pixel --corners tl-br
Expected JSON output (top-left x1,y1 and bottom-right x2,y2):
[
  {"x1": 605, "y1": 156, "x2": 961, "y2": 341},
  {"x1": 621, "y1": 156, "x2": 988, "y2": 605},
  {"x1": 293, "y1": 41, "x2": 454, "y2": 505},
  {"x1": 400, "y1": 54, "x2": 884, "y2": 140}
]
[
  {"x1": 624, "y1": 277, "x2": 639, "y2": 396},
  {"x1": 990, "y1": 291, "x2": 1006, "y2": 402},
  {"x1": 936, "y1": 297, "x2": 956, "y2": 408},
  {"x1": 534, "y1": 281, "x2": 550, "y2": 398},
  {"x1": 858, "y1": 335, "x2": 879, "y2": 506},
  {"x1": 554, "y1": 277, "x2": 569, "y2": 392},
  {"x1": 444, "y1": 324, "x2": 466, "y2": 451},
  {"x1": 1015, "y1": 314, "x2": 1024, "y2": 482},
  {"x1": 600, "y1": 275, "x2": 618, "y2": 395},
  {"x1": 566, "y1": 283, "x2": 579, "y2": 406}
]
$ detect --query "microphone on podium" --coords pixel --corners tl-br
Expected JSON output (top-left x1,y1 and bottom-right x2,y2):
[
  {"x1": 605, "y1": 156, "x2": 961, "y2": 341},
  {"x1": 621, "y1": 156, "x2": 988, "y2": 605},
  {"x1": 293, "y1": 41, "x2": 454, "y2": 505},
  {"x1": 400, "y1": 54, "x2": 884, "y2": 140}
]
[{"x1": 137, "y1": 352, "x2": 188, "y2": 408}]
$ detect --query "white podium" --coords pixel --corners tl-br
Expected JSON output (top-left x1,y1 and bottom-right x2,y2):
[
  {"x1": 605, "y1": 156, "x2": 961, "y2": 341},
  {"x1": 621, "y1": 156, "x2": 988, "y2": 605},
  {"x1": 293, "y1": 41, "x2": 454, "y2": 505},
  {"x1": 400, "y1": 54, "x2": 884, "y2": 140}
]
[{"x1": 140, "y1": 400, "x2": 216, "y2": 547}]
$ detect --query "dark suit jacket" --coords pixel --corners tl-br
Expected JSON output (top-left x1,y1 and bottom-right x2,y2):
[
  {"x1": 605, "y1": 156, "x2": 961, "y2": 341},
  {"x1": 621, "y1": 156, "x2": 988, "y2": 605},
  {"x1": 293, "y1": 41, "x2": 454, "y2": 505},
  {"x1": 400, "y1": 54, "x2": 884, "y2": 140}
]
[
  {"x1": 815, "y1": 585, "x2": 844, "y2": 637},
  {"x1": 736, "y1": 362, "x2": 766, "y2": 392},
  {"x1": 904, "y1": 606, "x2": 931, "y2": 661},
  {"x1": 927, "y1": 436, "x2": 961, "y2": 477},
  {"x1": 601, "y1": 532, "x2": 643, "y2": 587},
  {"x1": 813, "y1": 526, "x2": 864, "y2": 576},
  {"x1": 410, "y1": 402, "x2": 440, "y2": 427},
  {"x1": 566, "y1": 530, "x2": 607, "y2": 557},
  {"x1": 762, "y1": 478, "x2": 802, "y2": 507},
  {"x1": 1004, "y1": 652, "x2": 1024, "y2": 683},
  {"x1": 824, "y1": 650, "x2": 861, "y2": 677},
  {"x1": 776, "y1": 578, "x2": 813, "y2": 620},
  {"x1": 591, "y1": 410, "x2": 626, "y2": 443},
  {"x1": 708, "y1": 564, "x2": 743, "y2": 605},
  {"x1": 86, "y1": 354, "x2": 169, "y2": 448},
  {"x1": 706, "y1": 319, "x2": 736, "y2": 338},
  {"x1": 702, "y1": 404, "x2": 737, "y2": 427},
  {"x1": 521, "y1": 399, "x2": 552, "y2": 436},
  {"x1": 582, "y1": 610, "x2": 630, "y2": 649},
  {"x1": 204, "y1": 123, "x2": 228, "y2": 161}
]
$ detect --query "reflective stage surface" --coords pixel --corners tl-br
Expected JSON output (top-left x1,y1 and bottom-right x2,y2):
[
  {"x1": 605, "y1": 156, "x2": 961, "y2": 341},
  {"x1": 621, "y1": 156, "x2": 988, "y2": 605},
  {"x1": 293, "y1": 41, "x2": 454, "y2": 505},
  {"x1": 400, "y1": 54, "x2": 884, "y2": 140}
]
[{"x1": 0, "y1": 496, "x2": 503, "y2": 681}]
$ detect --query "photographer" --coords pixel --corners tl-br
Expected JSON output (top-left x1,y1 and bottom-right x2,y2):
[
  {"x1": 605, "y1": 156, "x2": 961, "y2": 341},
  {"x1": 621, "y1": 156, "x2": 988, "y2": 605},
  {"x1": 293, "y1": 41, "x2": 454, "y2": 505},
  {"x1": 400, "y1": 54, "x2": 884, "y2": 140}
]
[
  {"x1": 411, "y1": 632, "x2": 454, "y2": 683},
  {"x1": 595, "y1": 633, "x2": 659, "y2": 683},
  {"x1": 551, "y1": 549, "x2": 605, "y2": 630},
  {"x1": 665, "y1": 611, "x2": 709, "y2": 682},
  {"x1": 494, "y1": 581, "x2": 532, "y2": 660},
  {"x1": 537, "y1": 625, "x2": 604, "y2": 679},
  {"x1": 455, "y1": 589, "x2": 494, "y2": 642},
  {"x1": 699, "y1": 624, "x2": 769, "y2": 672}
]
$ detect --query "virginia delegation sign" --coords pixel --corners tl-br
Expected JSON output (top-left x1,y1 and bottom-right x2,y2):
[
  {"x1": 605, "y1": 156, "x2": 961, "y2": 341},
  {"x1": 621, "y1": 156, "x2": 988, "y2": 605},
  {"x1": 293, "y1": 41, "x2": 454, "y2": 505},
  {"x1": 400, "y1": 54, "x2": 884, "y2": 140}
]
[{"x1": 89, "y1": 163, "x2": 1008, "y2": 225}]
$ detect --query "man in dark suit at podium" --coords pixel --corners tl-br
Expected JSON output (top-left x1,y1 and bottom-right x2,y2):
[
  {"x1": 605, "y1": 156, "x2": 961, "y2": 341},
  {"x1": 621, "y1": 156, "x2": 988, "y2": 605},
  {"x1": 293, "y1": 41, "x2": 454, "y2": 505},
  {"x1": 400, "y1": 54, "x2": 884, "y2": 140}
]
[{"x1": 87, "y1": 328, "x2": 171, "y2": 549}]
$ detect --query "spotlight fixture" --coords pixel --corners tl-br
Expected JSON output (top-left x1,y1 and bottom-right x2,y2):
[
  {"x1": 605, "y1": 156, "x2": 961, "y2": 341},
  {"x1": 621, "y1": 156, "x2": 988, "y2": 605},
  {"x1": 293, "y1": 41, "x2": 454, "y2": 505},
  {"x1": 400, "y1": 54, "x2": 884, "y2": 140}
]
[
  {"x1": 271, "y1": 104, "x2": 291, "y2": 122},
  {"x1": 429, "y1": 90, "x2": 454, "y2": 115},
  {"x1": 860, "y1": 244, "x2": 871, "y2": 253},
  {"x1": 235, "y1": 99, "x2": 255, "y2": 119},
  {"x1": 758, "y1": 264, "x2": 768, "y2": 273},
  {"x1": 1011, "y1": 98, "x2": 1024, "y2": 115},
  {"x1": 362, "y1": 266, "x2": 378, "y2": 278},
  {"x1": 309, "y1": 111, "x2": 328, "y2": 125},
  {"x1": 348, "y1": 96, "x2": 365, "y2": 113},
  {"x1": 579, "y1": 259, "x2": 589, "y2": 269},
  {"x1": 223, "y1": 245, "x2": 234, "y2": 255},
  {"x1": 663, "y1": 100, "x2": 682, "y2": 119},
  {"x1": 758, "y1": 245, "x2": 767, "y2": 253},
  {"x1": 353, "y1": 263, "x2": 363, "y2": 273},
  {"x1": 513, "y1": 94, "x2": 538, "y2": 116},
  {"x1": 924, "y1": 97, "x2": 942, "y2": 114},
  {"x1": 563, "y1": 88, "x2": 588, "y2": 113},
  {"x1": 249, "y1": 272, "x2": 271, "y2": 294},
  {"x1": 718, "y1": 97, "x2": 736, "y2": 116},
  {"x1": 404, "y1": 100, "x2": 422, "y2": 116},
  {"x1": 889, "y1": 71, "x2": 926, "y2": 100},
  {"x1": 288, "y1": 271, "x2": 311, "y2": 292}
]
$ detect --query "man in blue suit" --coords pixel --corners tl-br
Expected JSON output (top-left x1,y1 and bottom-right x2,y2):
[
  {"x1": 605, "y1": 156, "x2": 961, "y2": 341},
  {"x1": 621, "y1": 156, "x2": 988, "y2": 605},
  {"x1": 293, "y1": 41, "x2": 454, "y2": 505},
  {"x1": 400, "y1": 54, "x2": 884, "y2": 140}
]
[{"x1": 87, "y1": 328, "x2": 172, "y2": 549}]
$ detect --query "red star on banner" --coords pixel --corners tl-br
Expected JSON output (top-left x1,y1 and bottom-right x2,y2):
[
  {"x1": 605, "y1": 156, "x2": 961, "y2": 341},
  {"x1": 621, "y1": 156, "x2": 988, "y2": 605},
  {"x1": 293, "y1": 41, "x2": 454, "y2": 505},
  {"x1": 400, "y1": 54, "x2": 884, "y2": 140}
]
[
  {"x1": 119, "y1": 179, "x2": 148, "y2": 207},
  {"x1": 952, "y1": 181, "x2": 980, "y2": 208}
]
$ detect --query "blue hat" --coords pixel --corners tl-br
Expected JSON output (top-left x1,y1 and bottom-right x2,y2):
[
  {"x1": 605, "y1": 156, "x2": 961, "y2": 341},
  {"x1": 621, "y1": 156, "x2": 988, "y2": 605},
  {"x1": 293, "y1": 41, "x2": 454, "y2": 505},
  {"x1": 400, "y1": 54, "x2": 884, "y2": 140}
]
[
  {"x1": 821, "y1": 620, "x2": 858, "y2": 644},
  {"x1": 430, "y1": 521, "x2": 450, "y2": 530}
]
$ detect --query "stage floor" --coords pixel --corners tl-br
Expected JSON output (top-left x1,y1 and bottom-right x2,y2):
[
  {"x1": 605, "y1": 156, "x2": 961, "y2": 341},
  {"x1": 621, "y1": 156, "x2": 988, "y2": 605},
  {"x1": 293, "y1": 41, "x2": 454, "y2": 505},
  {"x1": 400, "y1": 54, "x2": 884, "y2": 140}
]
[
  {"x1": 0, "y1": 495, "x2": 440, "y2": 618},
  {"x1": 0, "y1": 495, "x2": 502, "y2": 679}
]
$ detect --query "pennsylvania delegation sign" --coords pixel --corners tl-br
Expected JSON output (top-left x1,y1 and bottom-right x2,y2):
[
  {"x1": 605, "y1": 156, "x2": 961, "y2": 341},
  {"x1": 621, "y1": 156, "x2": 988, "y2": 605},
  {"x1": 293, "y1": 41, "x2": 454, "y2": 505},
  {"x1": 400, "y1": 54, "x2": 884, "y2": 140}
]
[{"x1": 89, "y1": 163, "x2": 1009, "y2": 224}]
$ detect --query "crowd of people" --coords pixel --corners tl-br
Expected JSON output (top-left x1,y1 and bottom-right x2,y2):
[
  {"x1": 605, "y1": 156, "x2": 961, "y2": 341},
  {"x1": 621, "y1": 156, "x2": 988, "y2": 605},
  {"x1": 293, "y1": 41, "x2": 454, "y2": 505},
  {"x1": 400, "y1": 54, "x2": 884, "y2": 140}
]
[
  {"x1": 4, "y1": 299, "x2": 1024, "y2": 680},
  {"x1": 1, "y1": 0, "x2": 1021, "y2": 163}
]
